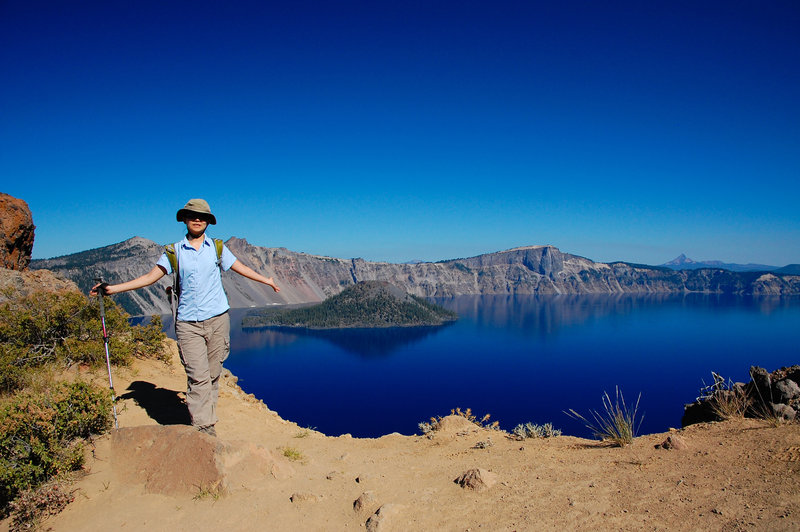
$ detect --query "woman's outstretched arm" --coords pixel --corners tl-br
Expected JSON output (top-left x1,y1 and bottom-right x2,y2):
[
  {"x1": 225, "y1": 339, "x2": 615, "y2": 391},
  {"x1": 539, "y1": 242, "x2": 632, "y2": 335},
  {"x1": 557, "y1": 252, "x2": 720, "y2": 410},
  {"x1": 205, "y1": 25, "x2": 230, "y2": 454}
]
[
  {"x1": 90, "y1": 265, "x2": 167, "y2": 296},
  {"x1": 229, "y1": 260, "x2": 280, "y2": 292}
]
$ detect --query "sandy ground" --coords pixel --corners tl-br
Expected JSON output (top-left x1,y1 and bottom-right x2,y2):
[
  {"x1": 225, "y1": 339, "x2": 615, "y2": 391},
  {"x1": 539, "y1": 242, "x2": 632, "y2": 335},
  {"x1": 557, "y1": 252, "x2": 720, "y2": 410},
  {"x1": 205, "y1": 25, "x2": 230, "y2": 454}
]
[{"x1": 4, "y1": 342, "x2": 799, "y2": 531}]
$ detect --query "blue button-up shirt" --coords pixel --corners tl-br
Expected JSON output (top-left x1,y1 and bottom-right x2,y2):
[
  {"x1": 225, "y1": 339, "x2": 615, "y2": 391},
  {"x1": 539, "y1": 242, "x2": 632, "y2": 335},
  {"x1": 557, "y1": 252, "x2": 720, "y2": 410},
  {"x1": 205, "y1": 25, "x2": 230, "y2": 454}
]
[{"x1": 157, "y1": 236, "x2": 237, "y2": 322}]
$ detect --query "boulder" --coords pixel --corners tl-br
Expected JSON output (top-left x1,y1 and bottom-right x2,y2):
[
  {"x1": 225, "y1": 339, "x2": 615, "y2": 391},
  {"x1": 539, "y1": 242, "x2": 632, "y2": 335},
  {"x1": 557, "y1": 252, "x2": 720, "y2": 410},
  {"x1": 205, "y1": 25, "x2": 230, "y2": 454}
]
[
  {"x1": 748, "y1": 366, "x2": 772, "y2": 399},
  {"x1": 111, "y1": 425, "x2": 293, "y2": 496},
  {"x1": 773, "y1": 379, "x2": 800, "y2": 403},
  {"x1": 112, "y1": 425, "x2": 227, "y2": 496},
  {"x1": 0, "y1": 193, "x2": 35, "y2": 271},
  {"x1": 784, "y1": 366, "x2": 800, "y2": 386},
  {"x1": 681, "y1": 400, "x2": 717, "y2": 427}
]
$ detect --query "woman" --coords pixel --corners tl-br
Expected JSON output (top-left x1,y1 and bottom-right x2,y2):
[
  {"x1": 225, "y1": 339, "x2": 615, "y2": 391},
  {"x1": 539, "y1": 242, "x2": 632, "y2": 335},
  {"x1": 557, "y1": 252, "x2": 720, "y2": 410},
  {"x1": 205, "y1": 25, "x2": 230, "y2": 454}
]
[{"x1": 91, "y1": 199, "x2": 279, "y2": 436}]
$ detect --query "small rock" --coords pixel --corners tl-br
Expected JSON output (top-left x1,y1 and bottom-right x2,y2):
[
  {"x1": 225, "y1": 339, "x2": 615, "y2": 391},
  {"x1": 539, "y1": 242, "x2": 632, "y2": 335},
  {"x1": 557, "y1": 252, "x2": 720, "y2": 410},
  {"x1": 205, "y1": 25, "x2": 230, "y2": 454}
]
[
  {"x1": 353, "y1": 490, "x2": 378, "y2": 513},
  {"x1": 454, "y1": 468, "x2": 499, "y2": 492},
  {"x1": 290, "y1": 492, "x2": 320, "y2": 504},
  {"x1": 657, "y1": 435, "x2": 688, "y2": 450},
  {"x1": 365, "y1": 503, "x2": 405, "y2": 532}
]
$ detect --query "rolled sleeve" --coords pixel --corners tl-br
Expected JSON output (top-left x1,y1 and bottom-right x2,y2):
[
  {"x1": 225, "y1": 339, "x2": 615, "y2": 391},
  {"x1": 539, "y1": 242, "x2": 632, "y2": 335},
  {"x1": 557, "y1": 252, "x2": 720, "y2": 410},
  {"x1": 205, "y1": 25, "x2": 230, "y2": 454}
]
[
  {"x1": 221, "y1": 245, "x2": 237, "y2": 271},
  {"x1": 156, "y1": 252, "x2": 172, "y2": 274}
]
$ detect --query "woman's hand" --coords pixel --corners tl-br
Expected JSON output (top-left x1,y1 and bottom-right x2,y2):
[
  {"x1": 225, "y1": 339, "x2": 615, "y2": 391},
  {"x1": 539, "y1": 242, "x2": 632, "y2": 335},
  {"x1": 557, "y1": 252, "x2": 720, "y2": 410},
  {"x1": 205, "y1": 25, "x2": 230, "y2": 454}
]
[
  {"x1": 90, "y1": 282, "x2": 113, "y2": 296},
  {"x1": 266, "y1": 277, "x2": 280, "y2": 292}
]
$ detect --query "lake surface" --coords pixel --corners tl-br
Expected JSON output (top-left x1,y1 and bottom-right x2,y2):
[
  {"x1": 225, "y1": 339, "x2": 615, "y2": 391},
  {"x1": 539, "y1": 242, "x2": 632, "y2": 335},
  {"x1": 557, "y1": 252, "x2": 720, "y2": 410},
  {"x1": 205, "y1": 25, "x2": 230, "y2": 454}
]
[{"x1": 215, "y1": 295, "x2": 799, "y2": 439}]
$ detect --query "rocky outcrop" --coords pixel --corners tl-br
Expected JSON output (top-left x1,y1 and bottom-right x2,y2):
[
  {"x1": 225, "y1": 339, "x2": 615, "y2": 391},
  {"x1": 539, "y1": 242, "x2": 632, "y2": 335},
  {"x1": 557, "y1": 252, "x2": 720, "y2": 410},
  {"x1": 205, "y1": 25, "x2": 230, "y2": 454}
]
[
  {"x1": 32, "y1": 236, "x2": 800, "y2": 316},
  {"x1": 682, "y1": 365, "x2": 800, "y2": 426},
  {"x1": 0, "y1": 269, "x2": 80, "y2": 302},
  {"x1": 0, "y1": 193, "x2": 35, "y2": 271}
]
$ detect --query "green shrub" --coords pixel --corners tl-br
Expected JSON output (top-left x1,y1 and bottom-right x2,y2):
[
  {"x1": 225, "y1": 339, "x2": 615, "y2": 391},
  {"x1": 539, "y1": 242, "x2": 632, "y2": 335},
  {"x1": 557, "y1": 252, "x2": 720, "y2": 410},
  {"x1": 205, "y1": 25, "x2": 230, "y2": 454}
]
[
  {"x1": 0, "y1": 380, "x2": 112, "y2": 514},
  {"x1": 0, "y1": 289, "x2": 164, "y2": 519},
  {"x1": 0, "y1": 291, "x2": 166, "y2": 393}
]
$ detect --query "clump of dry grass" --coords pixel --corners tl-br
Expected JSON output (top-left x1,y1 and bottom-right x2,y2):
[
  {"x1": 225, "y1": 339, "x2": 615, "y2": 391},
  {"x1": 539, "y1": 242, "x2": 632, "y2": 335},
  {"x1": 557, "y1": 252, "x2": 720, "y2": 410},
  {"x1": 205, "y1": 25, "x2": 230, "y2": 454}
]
[
  {"x1": 566, "y1": 387, "x2": 643, "y2": 447},
  {"x1": 750, "y1": 399, "x2": 785, "y2": 427},
  {"x1": 281, "y1": 446, "x2": 305, "y2": 462},
  {"x1": 699, "y1": 372, "x2": 750, "y2": 420}
]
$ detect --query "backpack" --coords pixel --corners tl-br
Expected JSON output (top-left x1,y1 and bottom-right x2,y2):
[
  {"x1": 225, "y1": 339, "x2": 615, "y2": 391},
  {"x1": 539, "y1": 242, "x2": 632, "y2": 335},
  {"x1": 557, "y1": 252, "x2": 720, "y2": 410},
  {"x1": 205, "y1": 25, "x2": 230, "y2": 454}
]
[{"x1": 164, "y1": 238, "x2": 224, "y2": 324}]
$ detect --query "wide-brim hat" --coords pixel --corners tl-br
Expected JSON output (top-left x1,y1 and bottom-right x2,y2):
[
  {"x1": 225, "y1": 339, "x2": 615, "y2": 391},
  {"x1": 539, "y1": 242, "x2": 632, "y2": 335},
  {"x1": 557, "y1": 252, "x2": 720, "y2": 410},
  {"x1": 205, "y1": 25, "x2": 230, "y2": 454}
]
[{"x1": 176, "y1": 198, "x2": 217, "y2": 225}]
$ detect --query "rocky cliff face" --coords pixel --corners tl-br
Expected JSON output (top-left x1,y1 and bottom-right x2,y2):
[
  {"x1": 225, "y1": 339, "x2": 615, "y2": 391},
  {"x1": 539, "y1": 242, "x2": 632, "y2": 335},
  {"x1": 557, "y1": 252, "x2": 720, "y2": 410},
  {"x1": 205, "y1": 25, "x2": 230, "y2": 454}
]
[
  {"x1": 31, "y1": 236, "x2": 173, "y2": 315},
  {"x1": 31, "y1": 237, "x2": 800, "y2": 316},
  {"x1": 0, "y1": 193, "x2": 36, "y2": 271}
]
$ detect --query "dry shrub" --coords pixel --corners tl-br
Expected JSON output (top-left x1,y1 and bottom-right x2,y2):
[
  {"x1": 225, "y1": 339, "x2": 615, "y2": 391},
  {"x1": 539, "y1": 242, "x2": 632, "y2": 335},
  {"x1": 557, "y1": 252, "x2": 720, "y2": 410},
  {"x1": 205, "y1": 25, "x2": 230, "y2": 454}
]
[{"x1": 8, "y1": 481, "x2": 74, "y2": 531}]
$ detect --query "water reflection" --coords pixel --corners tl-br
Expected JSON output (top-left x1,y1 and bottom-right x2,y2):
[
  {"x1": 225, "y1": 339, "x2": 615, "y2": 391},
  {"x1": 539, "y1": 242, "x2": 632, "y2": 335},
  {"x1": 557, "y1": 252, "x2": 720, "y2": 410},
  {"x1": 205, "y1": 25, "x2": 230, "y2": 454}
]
[
  {"x1": 442, "y1": 294, "x2": 797, "y2": 338},
  {"x1": 240, "y1": 323, "x2": 453, "y2": 358}
]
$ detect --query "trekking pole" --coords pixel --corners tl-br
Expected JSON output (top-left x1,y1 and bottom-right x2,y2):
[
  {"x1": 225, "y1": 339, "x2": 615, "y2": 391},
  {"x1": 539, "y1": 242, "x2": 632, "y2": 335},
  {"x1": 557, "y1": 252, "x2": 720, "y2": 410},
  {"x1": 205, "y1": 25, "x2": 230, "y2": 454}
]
[{"x1": 94, "y1": 276, "x2": 119, "y2": 429}]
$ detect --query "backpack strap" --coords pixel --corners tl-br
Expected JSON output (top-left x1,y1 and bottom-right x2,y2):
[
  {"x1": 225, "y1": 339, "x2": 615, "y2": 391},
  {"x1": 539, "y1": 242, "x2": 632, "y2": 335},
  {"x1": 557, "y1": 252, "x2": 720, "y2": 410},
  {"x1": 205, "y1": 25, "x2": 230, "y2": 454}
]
[
  {"x1": 164, "y1": 243, "x2": 180, "y2": 326},
  {"x1": 213, "y1": 238, "x2": 223, "y2": 268},
  {"x1": 164, "y1": 243, "x2": 181, "y2": 296}
]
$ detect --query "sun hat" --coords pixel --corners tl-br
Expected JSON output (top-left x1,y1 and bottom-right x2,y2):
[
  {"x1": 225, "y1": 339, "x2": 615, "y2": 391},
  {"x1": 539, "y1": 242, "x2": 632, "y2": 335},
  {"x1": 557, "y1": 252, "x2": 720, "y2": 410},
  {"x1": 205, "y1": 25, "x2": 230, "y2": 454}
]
[{"x1": 176, "y1": 198, "x2": 217, "y2": 225}]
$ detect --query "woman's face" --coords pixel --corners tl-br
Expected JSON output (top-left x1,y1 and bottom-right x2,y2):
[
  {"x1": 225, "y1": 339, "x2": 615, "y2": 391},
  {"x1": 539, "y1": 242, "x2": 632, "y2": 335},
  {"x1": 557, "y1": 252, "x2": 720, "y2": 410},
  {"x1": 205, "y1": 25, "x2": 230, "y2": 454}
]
[{"x1": 184, "y1": 215, "x2": 209, "y2": 237}]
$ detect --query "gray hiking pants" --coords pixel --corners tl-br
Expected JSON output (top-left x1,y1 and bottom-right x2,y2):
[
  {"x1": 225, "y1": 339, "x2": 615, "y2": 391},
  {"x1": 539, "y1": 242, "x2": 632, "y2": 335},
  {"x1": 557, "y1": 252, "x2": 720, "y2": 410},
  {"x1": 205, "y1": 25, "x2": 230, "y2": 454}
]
[{"x1": 175, "y1": 311, "x2": 230, "y2": 429}]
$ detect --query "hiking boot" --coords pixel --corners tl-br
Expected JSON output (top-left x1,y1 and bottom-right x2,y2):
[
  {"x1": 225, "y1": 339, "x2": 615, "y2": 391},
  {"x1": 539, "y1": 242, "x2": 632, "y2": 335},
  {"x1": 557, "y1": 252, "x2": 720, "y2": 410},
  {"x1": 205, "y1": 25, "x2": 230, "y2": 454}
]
[{"x1": 198, "y1": 425, "x2": 217, "y2": 437}]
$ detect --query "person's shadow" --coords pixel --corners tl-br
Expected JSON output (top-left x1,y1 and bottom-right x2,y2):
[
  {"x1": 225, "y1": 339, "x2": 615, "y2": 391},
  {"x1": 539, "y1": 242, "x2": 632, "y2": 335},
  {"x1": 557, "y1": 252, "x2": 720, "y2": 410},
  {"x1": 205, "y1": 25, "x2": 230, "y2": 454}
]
[{"x1": 119, "y1": 381, "x2": 191, "y2": 425}]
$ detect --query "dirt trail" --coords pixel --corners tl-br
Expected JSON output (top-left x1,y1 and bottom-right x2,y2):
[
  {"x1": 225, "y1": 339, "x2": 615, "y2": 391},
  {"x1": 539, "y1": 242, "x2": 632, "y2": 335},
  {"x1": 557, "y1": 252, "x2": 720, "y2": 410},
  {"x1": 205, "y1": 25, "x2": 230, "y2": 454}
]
[{"x1": 5, "y1": 342, "x2": 799, "y2": 531}]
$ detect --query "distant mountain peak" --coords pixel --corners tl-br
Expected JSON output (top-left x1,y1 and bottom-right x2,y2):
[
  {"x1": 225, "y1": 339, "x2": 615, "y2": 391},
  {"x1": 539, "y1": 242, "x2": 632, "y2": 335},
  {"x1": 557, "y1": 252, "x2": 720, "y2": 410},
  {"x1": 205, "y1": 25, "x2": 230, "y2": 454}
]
[
  {"x1": 665, "y1": 254, "x2": 695, "y2": 266},
  {"x1": 661, "y1": 254, "x2": 777, "y2": 272}
]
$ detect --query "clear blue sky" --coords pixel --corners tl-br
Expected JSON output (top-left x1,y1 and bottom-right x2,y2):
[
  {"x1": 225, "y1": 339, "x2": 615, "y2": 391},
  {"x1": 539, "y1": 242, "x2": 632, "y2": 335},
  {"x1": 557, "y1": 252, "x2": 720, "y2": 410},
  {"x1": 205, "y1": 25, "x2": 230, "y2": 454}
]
[{"x1": 2, "y1": 1, "x2": 798, "y2": 265}]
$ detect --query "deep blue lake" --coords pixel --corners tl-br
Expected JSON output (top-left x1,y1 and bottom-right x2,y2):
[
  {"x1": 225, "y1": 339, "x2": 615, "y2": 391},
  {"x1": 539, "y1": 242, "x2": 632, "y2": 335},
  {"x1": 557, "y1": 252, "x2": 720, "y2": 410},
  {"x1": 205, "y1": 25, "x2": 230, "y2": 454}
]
[{"x1": 184, "y1": 295, "x2": 800, "y2": 439}]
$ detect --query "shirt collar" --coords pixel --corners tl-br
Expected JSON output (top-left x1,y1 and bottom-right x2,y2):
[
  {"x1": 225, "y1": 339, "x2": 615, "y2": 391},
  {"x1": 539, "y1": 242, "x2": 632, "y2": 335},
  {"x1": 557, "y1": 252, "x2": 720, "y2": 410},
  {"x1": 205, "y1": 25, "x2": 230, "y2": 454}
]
[{"x1": 180, "y1": 235, "x2": 212, "y2": 250}]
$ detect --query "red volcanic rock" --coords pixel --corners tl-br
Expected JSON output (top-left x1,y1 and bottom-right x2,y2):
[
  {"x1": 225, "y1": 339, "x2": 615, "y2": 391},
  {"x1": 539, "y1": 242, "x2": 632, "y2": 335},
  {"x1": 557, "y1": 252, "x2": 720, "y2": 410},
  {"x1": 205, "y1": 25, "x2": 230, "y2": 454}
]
[{"x1": 0, "y1": 193, "x2": 36, "y2": 271}]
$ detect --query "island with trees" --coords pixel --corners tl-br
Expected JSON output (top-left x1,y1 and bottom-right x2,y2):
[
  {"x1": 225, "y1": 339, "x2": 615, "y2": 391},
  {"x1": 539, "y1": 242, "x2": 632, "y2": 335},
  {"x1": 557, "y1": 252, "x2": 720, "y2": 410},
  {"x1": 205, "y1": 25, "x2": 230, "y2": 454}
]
[{"x1": 242, "y1": 281, "x2": 457, "y2": 329}]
